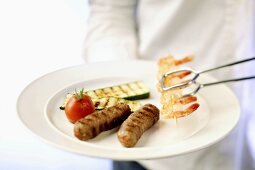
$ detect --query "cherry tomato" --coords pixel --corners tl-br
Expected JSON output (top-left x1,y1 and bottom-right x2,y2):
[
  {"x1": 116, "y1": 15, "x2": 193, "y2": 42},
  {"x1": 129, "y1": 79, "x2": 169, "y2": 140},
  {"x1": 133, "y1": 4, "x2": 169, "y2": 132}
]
[{"x1": 65, "y1": 89, "x2": 95, "y2": 123}]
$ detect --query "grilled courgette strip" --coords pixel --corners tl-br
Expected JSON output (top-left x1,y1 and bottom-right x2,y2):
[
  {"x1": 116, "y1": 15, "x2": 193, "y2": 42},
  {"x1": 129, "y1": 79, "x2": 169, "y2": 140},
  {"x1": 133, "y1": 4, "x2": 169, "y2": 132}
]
[
  {"x1": 60, "y1": 97, "x2": 141, "y2": 112},
  {"x1": 85, "y1": 81, "x2": 150, "y2": 100},
  {"x1": 92, "y1": 97, "x2": 141, "y2": 112},
  {"x1": 60, "y1": 81, "x2": 149, "y2": 110}
]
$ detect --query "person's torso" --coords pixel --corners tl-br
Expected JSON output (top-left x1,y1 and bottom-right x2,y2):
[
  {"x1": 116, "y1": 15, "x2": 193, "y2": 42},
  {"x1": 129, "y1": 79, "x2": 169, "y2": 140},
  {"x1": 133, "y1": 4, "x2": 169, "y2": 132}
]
[
  {"x1": 136, "y1": 1, "x2": 255, "y2": 169},
  {"x1": 137, "y1": 0, "x2": 254, "y2": 73}
]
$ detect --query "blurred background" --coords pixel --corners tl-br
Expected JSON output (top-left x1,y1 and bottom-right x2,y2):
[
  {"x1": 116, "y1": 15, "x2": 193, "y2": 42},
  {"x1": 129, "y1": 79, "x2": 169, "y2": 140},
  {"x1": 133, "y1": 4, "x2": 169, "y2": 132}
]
[{"x1": 0, "y1": 0, "x2": 112, "y2": 169}]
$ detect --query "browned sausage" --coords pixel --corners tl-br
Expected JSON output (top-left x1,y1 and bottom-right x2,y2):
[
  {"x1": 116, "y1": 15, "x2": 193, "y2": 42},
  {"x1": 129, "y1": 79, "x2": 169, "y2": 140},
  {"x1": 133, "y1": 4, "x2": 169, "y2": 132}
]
[
  {"x1": 74, "y1": 103, "x2": 131, "y2": 141},
  {"x1": 117, "y1": 104, "x2": 160, "y2": 147}
]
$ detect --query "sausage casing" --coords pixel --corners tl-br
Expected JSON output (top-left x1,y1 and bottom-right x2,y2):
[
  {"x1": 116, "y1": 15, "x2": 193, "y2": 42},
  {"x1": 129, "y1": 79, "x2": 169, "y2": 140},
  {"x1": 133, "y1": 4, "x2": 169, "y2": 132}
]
[
  {"x1": 74, "y1": 103, "x2": 131, "y2": 141},
  {"x1": 117, "y1": 104, "x2": 160, "y2": 147}
]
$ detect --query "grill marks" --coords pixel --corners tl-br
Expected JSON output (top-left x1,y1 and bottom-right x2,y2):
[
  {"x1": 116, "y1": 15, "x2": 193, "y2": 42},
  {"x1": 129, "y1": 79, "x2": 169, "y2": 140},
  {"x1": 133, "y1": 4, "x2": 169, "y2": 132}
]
[
  {"x1": 74, "y1": 103, "x2": 160, "y2": 148},
  {"x1": 85, "y1": 82, "x2": 144, "y2": 98},
  {"x1": 117, "y1": 104, "x2": 160, "y2": 147},
  {"x1": 74, "y1": 103, "x2": 131, "y2": 141}
]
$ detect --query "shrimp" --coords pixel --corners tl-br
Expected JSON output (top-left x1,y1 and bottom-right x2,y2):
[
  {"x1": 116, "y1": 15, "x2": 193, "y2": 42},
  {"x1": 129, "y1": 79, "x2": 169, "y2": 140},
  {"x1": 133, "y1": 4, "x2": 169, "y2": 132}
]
[{"x1": 157, "y1": 55, "x2": 199, "y2": 119}]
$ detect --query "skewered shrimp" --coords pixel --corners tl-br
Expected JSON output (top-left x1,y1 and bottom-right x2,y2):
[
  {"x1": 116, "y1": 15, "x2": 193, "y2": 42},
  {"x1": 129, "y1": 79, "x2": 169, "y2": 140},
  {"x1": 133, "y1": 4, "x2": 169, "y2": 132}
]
[{"x1": 157, "y1": 55, "x2": 199, "y2": 119}]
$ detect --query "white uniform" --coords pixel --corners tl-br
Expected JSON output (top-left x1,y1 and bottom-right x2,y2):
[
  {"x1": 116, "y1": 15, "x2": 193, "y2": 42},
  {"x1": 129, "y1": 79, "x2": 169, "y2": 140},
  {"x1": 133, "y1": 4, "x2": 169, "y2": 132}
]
[{"x1": 83, "y1": 0, "x2": 255, "y2": 169}]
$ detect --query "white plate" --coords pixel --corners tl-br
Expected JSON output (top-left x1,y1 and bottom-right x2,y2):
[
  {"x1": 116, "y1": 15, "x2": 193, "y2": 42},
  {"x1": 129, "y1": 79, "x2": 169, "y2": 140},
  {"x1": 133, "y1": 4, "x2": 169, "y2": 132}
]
[{"x1": 17, "y1": 60, "x2": 240, "y2": 160}]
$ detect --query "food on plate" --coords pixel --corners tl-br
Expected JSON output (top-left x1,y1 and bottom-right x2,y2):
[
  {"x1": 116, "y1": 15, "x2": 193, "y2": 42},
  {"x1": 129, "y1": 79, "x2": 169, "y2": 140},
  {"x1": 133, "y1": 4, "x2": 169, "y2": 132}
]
[
  {"x1": 74, "y1": 103, "x2": 132, "y2": 141},
  {"x1": 117, "y1": 104, "x2": 160, "y2": 147},
  {"x1": 62, "y1": 57, "x2": 200, "y2": 146},
  {"x1": 157, "y1": 55, "x2": 199, "y2": 119},
  {"x1": 65, "y1": 89, "x2": 95, "y2": 123},
  {"x1": 59, "y1": 81, "x2": 149, "y2": 110}
]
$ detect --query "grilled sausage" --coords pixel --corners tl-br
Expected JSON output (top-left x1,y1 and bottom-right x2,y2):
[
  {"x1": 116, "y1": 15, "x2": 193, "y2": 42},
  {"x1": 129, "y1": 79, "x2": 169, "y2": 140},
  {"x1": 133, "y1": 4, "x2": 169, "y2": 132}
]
[
  {"x1": 74, "y1": 103, "x2": 131, "y2": 141},
  {"x1": 117, "y1": 104, "x2": 160, "y2": 147}
]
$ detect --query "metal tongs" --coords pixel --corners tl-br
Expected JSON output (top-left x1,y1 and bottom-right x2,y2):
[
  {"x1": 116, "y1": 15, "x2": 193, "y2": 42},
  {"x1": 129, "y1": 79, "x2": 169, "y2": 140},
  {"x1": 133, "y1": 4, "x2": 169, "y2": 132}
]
[{"x1": 161, "y1": 57, "x2": 255, "y2": 98}]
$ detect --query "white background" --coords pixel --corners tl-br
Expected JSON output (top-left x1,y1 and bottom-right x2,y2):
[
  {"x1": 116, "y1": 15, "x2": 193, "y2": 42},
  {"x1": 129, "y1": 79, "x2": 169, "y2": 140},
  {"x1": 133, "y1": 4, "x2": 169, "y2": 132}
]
[{"x1": 0, "y1": 0, "x2": 112, "y2": 169}]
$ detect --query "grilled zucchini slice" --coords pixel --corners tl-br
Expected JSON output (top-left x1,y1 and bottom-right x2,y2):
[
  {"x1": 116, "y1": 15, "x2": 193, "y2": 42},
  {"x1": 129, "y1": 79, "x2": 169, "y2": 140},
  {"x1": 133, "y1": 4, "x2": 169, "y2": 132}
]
[
  {"x1": 92, "y1": 97, "x2": 141, "y2": 112},
  {"x1": 60, "y1": 97, "x2": 141, "y2": 112},
  {"x1": 86, "y1": 81, "x2": 150, "y2": 100},
  {"x1": 59, "y1": 81, "x2": 149, "y2": 110}
]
